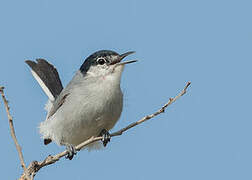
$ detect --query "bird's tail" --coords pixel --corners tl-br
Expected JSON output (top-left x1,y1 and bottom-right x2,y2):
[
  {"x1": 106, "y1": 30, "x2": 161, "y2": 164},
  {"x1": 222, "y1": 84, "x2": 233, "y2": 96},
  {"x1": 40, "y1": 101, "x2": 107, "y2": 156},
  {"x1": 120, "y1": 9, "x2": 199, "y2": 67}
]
[{"x1": 25, "y1": 59, "x2": 63, "y2": 101}]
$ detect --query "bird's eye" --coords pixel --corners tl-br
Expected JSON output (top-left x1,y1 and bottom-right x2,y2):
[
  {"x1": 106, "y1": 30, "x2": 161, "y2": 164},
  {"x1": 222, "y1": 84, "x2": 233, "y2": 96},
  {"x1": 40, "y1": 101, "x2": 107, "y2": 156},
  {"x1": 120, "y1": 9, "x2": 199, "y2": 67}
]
[{"x1": 97, "y1": 58, "x2": 106, "y2": 65}]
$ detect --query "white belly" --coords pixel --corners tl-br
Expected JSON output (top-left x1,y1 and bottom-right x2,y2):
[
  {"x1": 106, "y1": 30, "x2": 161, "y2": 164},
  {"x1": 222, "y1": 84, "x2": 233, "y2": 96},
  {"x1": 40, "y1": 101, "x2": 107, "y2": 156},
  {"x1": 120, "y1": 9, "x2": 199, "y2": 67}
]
[{"x1": 40, "y1": 73, "x2": 123, "y2": 147}]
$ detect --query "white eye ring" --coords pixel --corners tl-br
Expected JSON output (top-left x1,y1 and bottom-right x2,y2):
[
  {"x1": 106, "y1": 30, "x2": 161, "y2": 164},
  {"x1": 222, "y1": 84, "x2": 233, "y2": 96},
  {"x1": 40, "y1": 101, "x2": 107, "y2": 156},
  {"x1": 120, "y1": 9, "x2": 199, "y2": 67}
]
[{"x1": 97, "y1": 58, "x2": 106, "y2": 65}]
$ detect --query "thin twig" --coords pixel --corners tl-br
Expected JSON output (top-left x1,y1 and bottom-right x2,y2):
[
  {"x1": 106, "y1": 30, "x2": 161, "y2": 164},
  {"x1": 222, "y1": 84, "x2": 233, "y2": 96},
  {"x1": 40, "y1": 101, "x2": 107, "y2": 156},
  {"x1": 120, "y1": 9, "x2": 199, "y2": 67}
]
[
  {"x1": 0, "y1": 87, "x2": 31, "y2": 180},
  {"x1": 18, "y1": 81, "x2": 191, "y2": 179},
  {"x1": 111, "y1": 81, "x2": 191, "y2": 136}
]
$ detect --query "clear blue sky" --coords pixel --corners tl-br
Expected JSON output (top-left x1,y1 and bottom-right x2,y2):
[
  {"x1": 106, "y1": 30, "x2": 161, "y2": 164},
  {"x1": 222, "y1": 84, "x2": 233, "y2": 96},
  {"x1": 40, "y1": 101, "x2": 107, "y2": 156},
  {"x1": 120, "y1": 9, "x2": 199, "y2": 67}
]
[{"x1": 0, "y1": 0, "x2": 251, "y2": 179}]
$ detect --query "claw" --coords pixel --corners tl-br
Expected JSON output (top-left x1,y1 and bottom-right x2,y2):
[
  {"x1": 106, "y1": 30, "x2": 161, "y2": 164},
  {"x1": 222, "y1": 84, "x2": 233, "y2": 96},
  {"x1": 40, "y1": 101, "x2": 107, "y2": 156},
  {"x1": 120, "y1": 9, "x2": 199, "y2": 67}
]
[
  {"x1": 99, "y1": 129, "x2": 111, "y2": 147},
  {"x1": 65, "y1": 144, "x2": 77, "y2": 160}
]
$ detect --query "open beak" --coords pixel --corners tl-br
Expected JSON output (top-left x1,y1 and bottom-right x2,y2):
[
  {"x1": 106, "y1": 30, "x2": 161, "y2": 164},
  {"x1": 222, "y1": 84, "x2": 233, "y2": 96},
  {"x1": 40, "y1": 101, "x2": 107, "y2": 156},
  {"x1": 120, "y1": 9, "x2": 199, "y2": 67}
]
[
  {"x1": 116, "y1": 51, "x2": 137, "y2": 66},
  {"x1": 120, "y1": 51, "x2": 135, "y2": 59}
]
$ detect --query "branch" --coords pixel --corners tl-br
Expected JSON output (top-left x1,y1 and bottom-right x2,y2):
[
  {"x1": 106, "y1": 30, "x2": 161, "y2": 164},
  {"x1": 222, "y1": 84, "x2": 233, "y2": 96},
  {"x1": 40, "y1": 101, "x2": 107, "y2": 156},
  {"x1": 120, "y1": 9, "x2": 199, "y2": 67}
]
[
  {"x1": 1, "y1": 82, "x2": 190, "y2": 180},
  {"x1": 111, "y1": 81, "x2": 191, "y2": 136},
  {"x1": 19, "y1": 81, "x2": 191, "y2": 179},
  {"x1": 0, "y1": 87, "x2": 31, "y2": 180}
]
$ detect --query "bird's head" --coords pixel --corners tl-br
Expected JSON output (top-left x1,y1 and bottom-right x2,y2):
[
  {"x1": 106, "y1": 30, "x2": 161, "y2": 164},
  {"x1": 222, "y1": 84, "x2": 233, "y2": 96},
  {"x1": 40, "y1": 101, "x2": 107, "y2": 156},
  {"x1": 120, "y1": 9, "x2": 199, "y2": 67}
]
[{"x1": 80, "y1": 50, "x2": 136, "y2": 78}]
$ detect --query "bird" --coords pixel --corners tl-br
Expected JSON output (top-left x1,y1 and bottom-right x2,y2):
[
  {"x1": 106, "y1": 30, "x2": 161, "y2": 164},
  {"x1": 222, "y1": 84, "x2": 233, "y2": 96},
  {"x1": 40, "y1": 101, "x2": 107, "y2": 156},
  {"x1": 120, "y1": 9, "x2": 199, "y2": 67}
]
[{"x1": 25, "y1": 50, "x2": 137, "y2": 159}]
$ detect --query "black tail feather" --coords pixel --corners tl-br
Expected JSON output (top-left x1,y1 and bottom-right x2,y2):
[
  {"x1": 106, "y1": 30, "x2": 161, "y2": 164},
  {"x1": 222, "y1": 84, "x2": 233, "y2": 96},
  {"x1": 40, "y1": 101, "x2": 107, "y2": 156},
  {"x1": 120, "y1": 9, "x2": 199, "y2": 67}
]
[{"x1": 25, "y1": 59, "x2": 63, "y2": 99}]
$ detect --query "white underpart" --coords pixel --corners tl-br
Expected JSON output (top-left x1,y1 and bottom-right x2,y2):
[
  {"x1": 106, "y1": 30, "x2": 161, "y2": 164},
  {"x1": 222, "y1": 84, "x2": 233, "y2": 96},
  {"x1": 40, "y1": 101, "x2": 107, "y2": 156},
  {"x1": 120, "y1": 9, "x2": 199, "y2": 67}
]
[
  {"x1": 31, "y1": 70, "x2": 55, "y2": 101},
  {"x1": 39, "y1": 65, "x2": 125, "y2": 150}
]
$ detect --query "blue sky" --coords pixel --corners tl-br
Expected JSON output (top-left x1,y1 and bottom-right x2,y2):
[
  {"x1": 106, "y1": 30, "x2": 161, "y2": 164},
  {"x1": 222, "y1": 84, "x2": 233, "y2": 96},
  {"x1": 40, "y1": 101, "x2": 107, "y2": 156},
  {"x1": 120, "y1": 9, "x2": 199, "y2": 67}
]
[{"x1": 0, "y1": 0, "x2": 251, "y2": 179}]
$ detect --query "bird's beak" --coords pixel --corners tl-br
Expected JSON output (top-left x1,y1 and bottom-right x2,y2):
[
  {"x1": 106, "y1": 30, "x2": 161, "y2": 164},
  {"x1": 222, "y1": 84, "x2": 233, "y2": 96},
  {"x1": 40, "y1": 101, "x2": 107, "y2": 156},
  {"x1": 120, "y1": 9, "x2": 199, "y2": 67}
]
[
  {"x1": 120, "y1": 51, "x2": 135, "y2": 60},
  {"x1": 116, "y1": 51, "x2": 137, "y2": 66}
]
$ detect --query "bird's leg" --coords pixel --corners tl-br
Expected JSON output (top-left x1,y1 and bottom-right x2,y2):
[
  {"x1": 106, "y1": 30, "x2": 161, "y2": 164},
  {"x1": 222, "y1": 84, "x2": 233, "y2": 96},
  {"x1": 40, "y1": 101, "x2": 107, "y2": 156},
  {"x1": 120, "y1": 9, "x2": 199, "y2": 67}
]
[
  {"x1": 65, "y1": 144, "x2": 77, "y2": 160},
  {"x1": 99, "y1": 129, "x2": 111, "y2": 147}
]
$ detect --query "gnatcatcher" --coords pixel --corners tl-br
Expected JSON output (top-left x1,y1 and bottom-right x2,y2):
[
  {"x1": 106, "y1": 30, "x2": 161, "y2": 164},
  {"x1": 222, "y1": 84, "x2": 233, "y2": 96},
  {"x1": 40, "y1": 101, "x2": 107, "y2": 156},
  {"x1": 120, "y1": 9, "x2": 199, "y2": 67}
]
[{"x1": 26, "y1": 50, "x2": 137, "y2": 159}]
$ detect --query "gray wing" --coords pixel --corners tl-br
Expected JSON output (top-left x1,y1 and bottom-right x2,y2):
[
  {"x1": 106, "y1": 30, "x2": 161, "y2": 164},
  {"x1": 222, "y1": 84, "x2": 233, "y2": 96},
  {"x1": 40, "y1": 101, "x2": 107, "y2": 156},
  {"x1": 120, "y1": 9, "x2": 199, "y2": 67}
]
[
  {"x1": 46, "y1": 70, "x2": 84, "y2": 118},
  {"x1": 47, "y1": 92, "x2": 70, "y2": 118},
  {"x1": 25, "y1": 59, "x2": 63, "y2": 101}
]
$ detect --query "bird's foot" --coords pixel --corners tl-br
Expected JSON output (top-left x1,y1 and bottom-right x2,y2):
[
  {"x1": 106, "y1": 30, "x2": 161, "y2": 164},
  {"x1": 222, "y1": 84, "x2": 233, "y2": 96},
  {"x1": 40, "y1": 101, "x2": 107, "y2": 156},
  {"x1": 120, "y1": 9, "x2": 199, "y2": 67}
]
[
  {"x1": 99, "y1": 129, "x2": 111, "y2": 147},
  {"x1": 65, "y1": 144, "x2": 77, "y2": 160}
]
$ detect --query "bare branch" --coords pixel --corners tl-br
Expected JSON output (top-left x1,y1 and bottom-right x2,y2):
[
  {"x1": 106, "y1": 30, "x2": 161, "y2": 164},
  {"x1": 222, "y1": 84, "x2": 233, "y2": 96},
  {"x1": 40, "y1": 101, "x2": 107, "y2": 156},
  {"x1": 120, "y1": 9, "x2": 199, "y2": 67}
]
[
  {"x1": 0, "y1": 87, "x2": 31, "y2": 180},
  {"x1": 111, "y1": 81, "x2": 191, "y2": 136},
  {"x1": 18, "y1": 81, "x2": 191, "y2": 179}
]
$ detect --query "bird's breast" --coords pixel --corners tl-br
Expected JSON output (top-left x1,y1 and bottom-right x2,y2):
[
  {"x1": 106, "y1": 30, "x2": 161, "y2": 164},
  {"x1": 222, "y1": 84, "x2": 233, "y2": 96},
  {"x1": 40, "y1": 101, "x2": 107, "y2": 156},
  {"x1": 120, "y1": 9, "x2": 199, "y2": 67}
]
[{"x1": 71, "y1": 75, "x2": 123, "y2": 129}]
